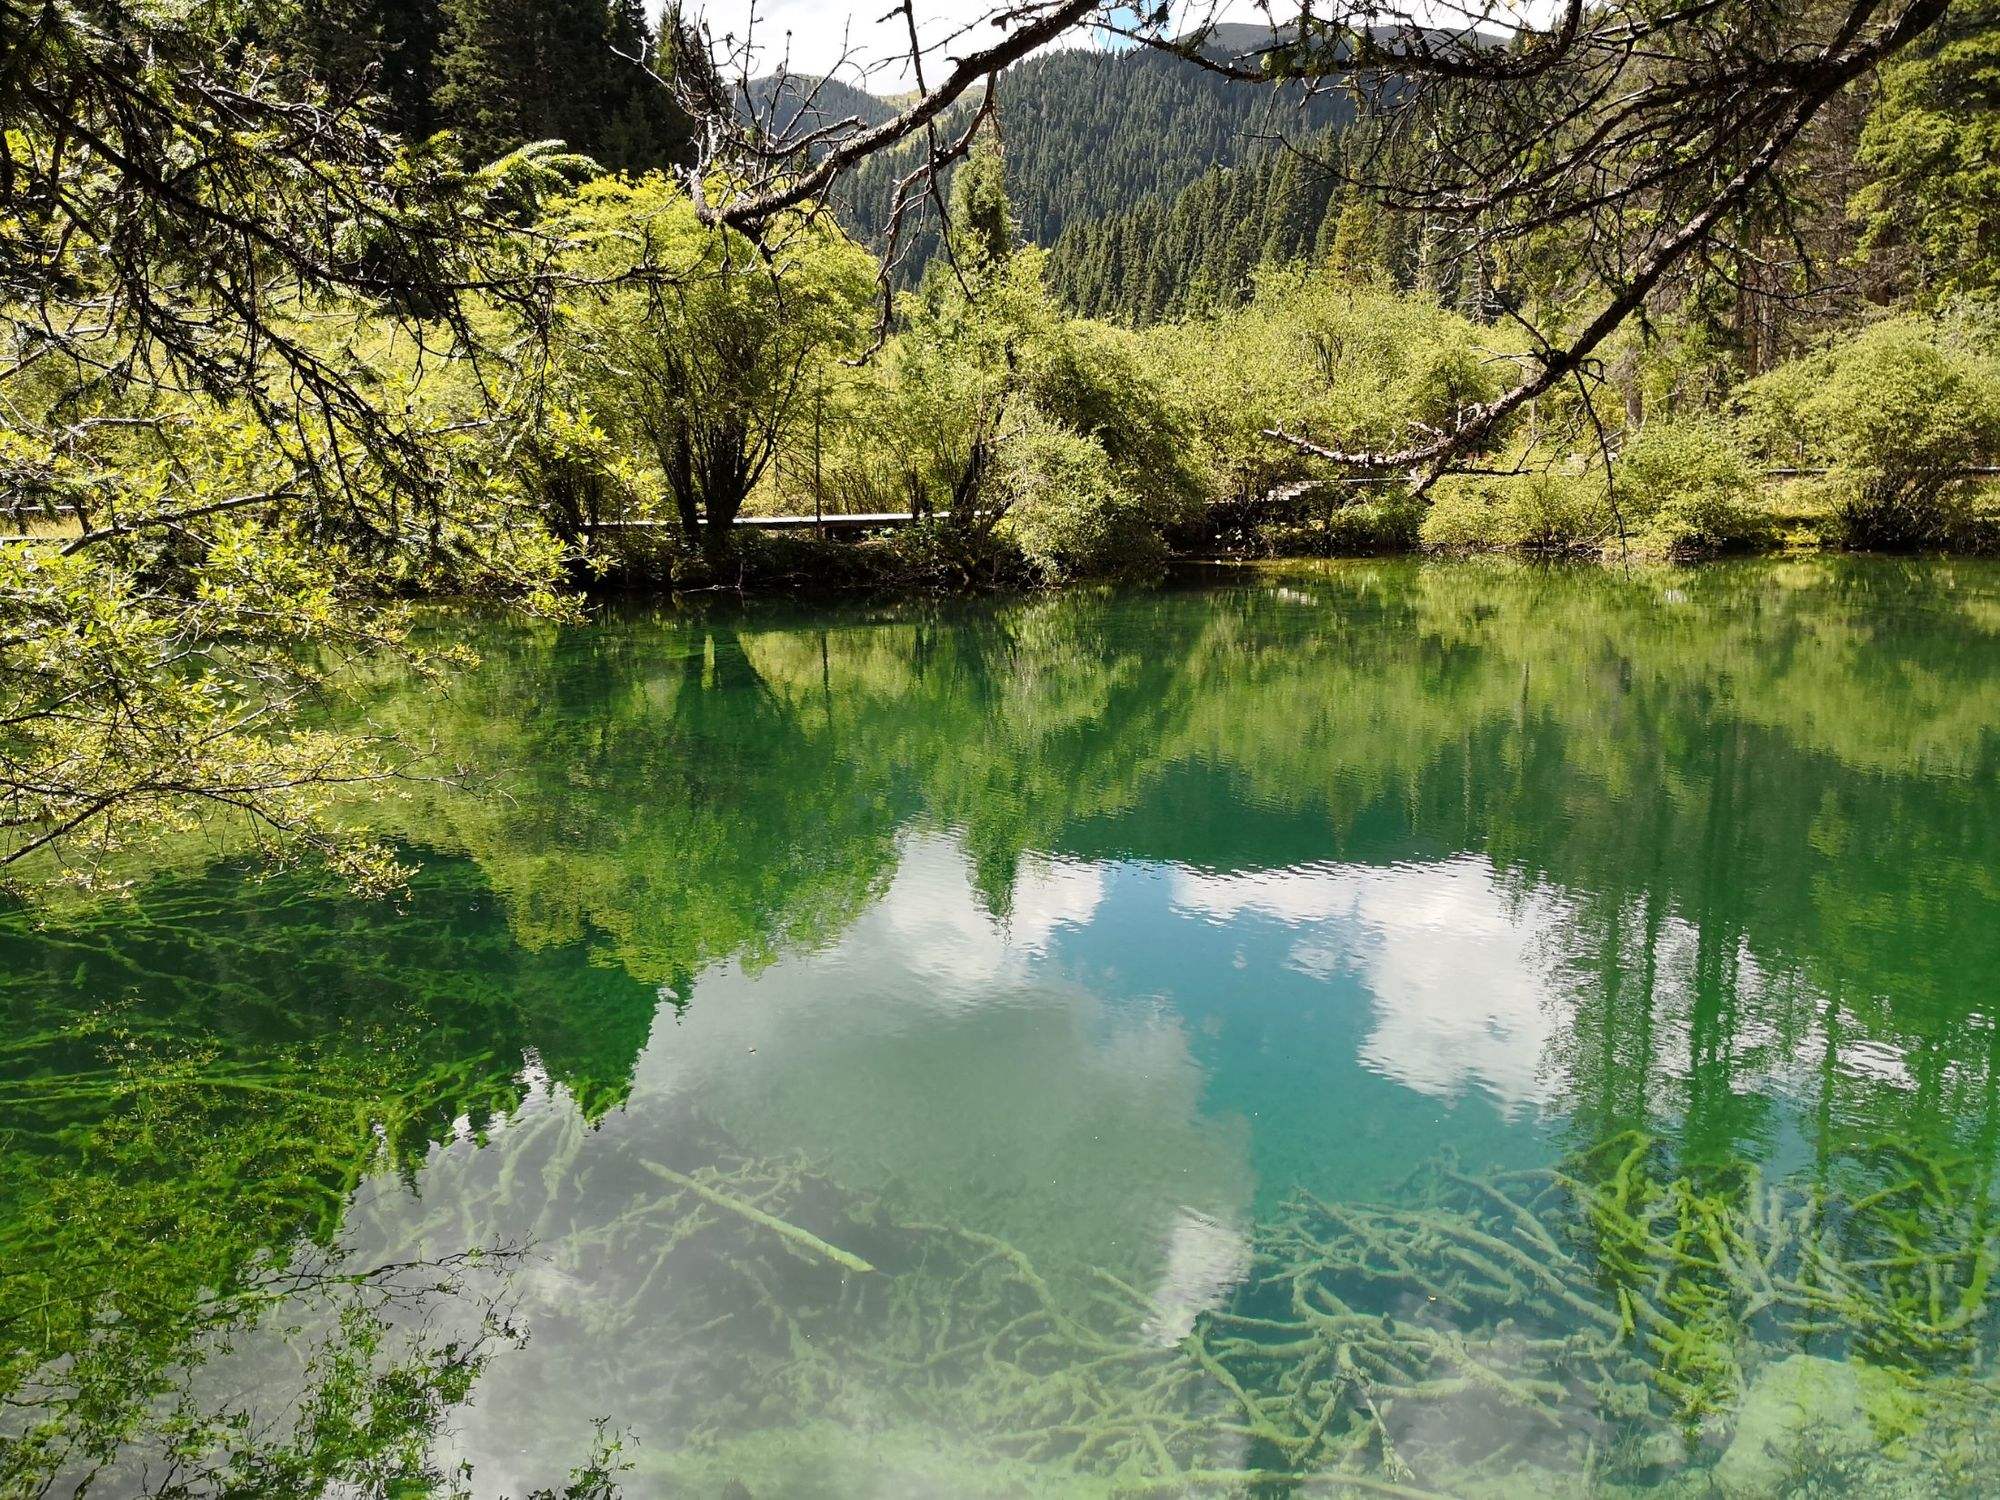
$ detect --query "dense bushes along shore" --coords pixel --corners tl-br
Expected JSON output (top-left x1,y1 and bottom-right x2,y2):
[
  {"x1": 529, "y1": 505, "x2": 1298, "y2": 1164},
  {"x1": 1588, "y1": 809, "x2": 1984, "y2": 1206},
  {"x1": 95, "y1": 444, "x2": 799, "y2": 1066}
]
[
  {"x1": 530, "y1": 151, "x2": 2000, "y2": 589},
  {"x1": 586, "y1": 266, "x2": 2000, "y2": 594},
  {"x1": 24, "y1": 133, "x2": 1997, "y2": 608}
]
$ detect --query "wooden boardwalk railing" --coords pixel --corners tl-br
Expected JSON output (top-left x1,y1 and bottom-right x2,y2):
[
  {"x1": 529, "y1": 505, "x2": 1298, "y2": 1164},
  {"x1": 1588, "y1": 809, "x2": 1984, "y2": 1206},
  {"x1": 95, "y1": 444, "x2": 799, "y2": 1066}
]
[{"x1": 583, "y1": 513, "x2": 926, "y2": 535}]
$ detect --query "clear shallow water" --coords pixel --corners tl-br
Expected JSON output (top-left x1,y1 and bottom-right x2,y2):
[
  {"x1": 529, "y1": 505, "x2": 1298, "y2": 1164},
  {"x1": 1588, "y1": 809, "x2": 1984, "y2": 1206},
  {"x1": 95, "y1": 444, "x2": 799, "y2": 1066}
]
[{"x1": 4, "y1": 557, "x2": 1999, "y2": 1496}]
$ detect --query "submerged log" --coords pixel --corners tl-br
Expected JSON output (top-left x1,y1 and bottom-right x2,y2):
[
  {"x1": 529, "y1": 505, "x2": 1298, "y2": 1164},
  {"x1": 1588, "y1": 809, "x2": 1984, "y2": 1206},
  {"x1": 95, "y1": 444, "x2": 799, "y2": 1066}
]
[{"x1": 639, "y1": 1159, "x2": 877, "y2": 1274}]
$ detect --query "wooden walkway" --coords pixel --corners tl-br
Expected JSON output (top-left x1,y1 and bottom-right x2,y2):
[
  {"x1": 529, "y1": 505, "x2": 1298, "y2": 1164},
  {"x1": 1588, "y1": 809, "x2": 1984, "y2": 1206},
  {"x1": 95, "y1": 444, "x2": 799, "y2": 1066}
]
[{"x1": 584, "y1": 512, "x2": 926, "y2": 536}]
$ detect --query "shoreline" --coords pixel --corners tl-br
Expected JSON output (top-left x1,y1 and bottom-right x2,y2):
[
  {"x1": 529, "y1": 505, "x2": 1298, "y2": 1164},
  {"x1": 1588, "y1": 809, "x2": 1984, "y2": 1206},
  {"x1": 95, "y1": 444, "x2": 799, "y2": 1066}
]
[{"x1": 575, "y1": 530, "x2": 2000, "y2": 605}]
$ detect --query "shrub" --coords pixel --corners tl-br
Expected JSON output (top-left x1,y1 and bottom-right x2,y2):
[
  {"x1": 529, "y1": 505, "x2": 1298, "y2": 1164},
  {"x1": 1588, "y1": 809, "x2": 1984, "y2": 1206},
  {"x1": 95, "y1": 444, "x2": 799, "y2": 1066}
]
[
  {"x1": 1420, "y1": 471, "x2": 1613, "y2": 553},
  {"x1": 998, "y1": 417, "x2": 1167, "y2": 580},
  {"x1": 1147, "y1": 274, "x2": 1508, "y2": 503},
  {"x1": 592, "y1": 521, "x2": 1034, "y2": 595},
  {"x1": 1028, "y1": 320, "x2": 1215, "y2": 517},
  {"x1": 1259, "y1": 494, "x2": 1424, "y2": 556},
  {"x1": 1738, "y1": 320, "x2": 2000, "y2": 550},
  {"x1": 1616, "y1": 420, "x2": 1775, "y2": 556},
  {"x1": 879, "y1": 518, "x2": 1030, "y2": 590}
]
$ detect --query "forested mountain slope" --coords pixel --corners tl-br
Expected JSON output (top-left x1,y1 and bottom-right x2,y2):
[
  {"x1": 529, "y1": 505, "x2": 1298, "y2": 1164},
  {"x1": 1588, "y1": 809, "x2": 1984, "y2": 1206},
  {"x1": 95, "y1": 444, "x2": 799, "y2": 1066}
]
[
  {"x1": 830, "y1": 37, "x2": 1351, "y2": 277},
  {"x1": 977, "y1": 42, "x2": 1350, "y2": 245},
  {"x1": 1046, "y1": 134, "x2": 1349, "y2": 323},
  {"x1": 744, "y1": 72, "x2": 900, "y2": 139}
]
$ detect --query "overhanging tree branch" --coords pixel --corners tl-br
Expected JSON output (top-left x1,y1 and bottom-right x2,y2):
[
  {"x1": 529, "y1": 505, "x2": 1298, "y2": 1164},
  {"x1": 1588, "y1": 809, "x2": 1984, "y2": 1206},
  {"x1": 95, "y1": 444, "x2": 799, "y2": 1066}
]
[{"x1": 684, "y1": 0, "x2": 1102, "y2": 230}]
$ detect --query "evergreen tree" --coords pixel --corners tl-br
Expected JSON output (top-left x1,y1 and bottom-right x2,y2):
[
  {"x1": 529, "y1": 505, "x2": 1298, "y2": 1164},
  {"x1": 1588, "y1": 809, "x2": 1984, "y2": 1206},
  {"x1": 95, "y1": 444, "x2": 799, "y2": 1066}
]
[
  {"x1": 293, "y1": 0, "x2": 447, "y2": 137},
  {"x1": 949, "y1": 134, "x2": 1016, "y2": 279},
  {"x1": 1325, "y1": 192, "x2": 1382, "y2": 284},
  {"x1": 1044, "y1": 130, "x2": 1348, "y2": 325},
  {"x1": 435, "y1": 0, "x2": 691, "y2": 169},
  {"x1": 1854, "y1": 0, "x2": 2000, "y2": 304},
  {"x1": 375, "y1": 0, "x2": 449, "y2": 133}
]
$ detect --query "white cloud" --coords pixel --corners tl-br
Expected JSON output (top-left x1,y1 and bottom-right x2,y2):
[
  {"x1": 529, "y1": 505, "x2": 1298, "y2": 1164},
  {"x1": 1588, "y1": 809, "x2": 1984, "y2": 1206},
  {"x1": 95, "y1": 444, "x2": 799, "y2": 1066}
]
[
  {"x1": 1175, "y1": 855, "x2": 1567, "y2": 1115},
  {"x1": 686, "y1": 0, "x2": 1106, "y2": 92}
]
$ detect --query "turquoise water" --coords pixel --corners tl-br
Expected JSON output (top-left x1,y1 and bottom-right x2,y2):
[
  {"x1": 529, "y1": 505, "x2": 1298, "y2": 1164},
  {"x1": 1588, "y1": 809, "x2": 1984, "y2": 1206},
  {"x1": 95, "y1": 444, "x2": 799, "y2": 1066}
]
[{"x1": 4, "y1": 557, "x2": 1999, "y2": 1495}]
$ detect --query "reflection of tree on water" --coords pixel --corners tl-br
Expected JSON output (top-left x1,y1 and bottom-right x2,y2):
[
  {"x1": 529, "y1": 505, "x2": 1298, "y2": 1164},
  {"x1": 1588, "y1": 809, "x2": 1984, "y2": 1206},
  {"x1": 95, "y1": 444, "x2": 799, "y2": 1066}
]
[
  {"x1": 0, "y1": 859, "x2": 657, "y2": 1493},
  {"x1": 1532, "y1": 672, "x2": 1999, "y2": 1187},
  {"x1": 377, "y1": 616, "x2": 906, "y2": 988},
  {"x1": 350, "y1": 559, "x2": 2000, "y2": 1490},
  {"x1": 753, "y1": 564, "x2": 1991, "y2": 1172}
]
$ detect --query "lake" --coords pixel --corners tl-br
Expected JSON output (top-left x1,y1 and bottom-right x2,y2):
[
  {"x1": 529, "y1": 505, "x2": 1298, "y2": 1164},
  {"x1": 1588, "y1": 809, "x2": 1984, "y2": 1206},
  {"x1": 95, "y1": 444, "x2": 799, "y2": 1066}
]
[{"x1": 4, "y1": 557, "x2": 1999, "y2": 1497}]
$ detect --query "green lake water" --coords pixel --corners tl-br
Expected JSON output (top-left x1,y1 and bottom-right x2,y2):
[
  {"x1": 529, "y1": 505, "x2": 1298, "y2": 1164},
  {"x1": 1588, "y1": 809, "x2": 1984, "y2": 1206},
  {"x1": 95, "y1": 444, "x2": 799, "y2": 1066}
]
[{"x1": 4, "y1": 557, "x2": 1999, "y2": 1496}]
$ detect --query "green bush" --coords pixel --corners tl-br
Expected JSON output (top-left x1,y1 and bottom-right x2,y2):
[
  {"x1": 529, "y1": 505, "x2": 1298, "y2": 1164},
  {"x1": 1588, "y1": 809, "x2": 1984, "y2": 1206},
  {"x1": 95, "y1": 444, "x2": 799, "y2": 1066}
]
[
  {"x1": 1144, "y1": 274, "x2": 1508, "y2": 503},
  {"x1": 998, "y1": 417, "x2": 1167, "y2": 580},
  {"x1": 586, "y1": 519, "x2": 1031, "y2": 594},
  {"x1": 1420, "y1": 471, "x2": 1614, "y2": 553},
  {"x1": 1259, "y1": 495, "x2": 1424, "y2": 556},
  {"x1": 1616, "y1": 420, "x2": 1775, "y2": 556},
  {"x1": 879, "y1": 518, "x2": 1031, "y2": 590},
  {"x1": 1028, "y1": 320, "x2": 1215, "y2": 517},
  {"x1": 1738, "y1": 320, "x2": 2000, "y2": 550}
]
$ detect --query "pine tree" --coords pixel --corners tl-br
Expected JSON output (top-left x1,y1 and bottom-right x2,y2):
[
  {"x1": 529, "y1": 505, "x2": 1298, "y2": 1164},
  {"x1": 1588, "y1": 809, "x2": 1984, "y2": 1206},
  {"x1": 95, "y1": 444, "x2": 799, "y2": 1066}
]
[
  {"x1": 1325, "y1": 193, "x2": 1382, "y2": 283},
  {"x1": 435, "y1": 0, "x2": 690, "y2": 168},
  {"x1": 293, "y1": 0, "x2": 446, "y2": 137},
  {"x1": 374, "y1": 0, "x2": 449, "y2": 135}
]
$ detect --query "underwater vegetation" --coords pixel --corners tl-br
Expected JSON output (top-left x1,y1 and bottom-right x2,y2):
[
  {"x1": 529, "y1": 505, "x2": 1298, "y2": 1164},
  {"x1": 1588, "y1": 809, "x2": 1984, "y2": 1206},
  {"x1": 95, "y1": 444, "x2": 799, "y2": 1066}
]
[
  {"x1": 6, "y1": 957, "x2": 1999, "y2": 1493},
  {"x1": 329, "y1": 1107, "x2": 2000, "y2": 1498},
  {"x1": 8, "y1": 933, "x2": 1998, "y2": 1497}
]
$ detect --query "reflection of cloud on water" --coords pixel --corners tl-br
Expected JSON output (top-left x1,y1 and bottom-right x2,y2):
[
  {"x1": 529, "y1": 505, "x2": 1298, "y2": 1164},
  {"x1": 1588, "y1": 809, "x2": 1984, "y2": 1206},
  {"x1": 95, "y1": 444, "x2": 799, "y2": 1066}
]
[
  {"x1": 872, "y1": 834, "x2": 1104, "y2": 996},
  {"x1": 1169, "y1": 853, "x2": 1888, "y2": 1124},
  {"x1": 1144, "y1": 1207, "x2": 1251, "y2": 1345},
  {"x1": 1173, "y1": 855, "x2": 1568, "y2": 1117},
  {"x1": 1010, "y1": 848, "x2": 1109, "y2": 949},
  {"x1": 625, "y1": 832, "x2": 1250, "y2": 1296}
]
